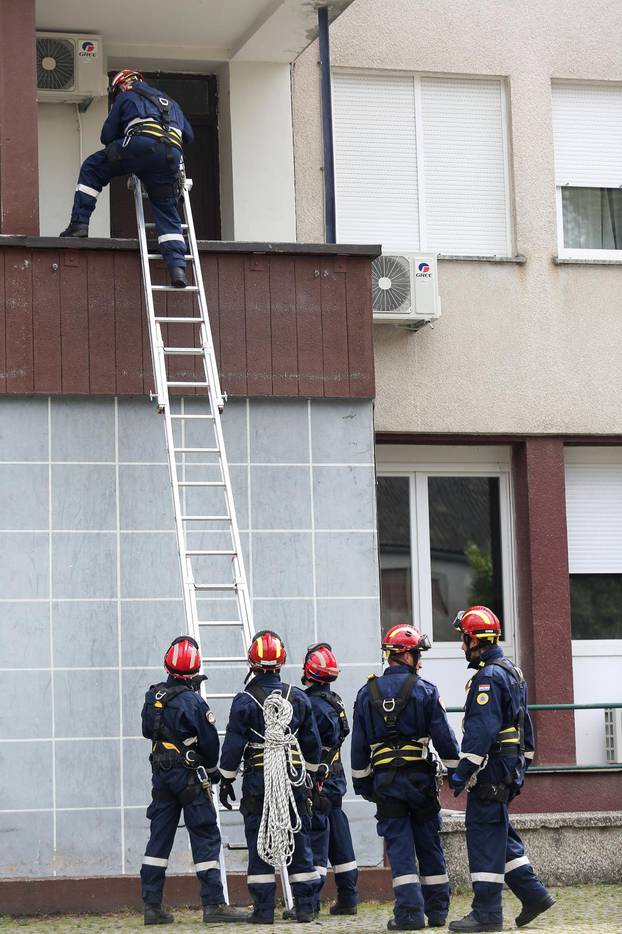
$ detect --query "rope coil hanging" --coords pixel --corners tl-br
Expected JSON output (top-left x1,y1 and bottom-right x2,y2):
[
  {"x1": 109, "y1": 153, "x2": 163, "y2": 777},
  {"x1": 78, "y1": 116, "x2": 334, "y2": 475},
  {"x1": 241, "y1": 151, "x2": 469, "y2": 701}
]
[{"x1": 257, "y1": 692, "x2": 307, "y2": 869}]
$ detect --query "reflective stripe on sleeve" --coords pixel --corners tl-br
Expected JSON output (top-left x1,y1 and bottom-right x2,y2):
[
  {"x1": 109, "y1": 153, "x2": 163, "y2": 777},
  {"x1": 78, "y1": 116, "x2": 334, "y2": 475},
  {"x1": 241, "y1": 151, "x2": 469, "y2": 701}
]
[
  {"x1": 442, "y1": 759, "x2": 460, "y2": 768},
  {"x1": 76, "y1": 183, "x2": 100, "y2": 198},
  {"x1": 460, "y1": 751, "x2": 485, "y2": 765},
  {"x1": 142, "y1": 855, "x2": 168, "y2": 867},
  {"x1": 333, "y1": 861, "x2": 357, "y2": 874},
  {"x1": 471, "y1": 871, "x2": 505, "y2": 883},
  {"x1": 420, "y1": 873, "x2": 449, "y2": 885},
  {"x1": 219, "y1": 767, "x2": 237, "y2": 779},
  {"x1": 505, "y1": 856, "x2": 530, "y2": 873},
  {"x1": 158, "y1": 233, "x2": 186, "y2": 244},
  {"x1": 248, "y1": 874, "x2": 275, "y2": 884},
  {"x1": 525, "y1": 750, "x2": 535, "y2": 760},
  {"x1": 206, "y1": 765, "x2": 219, "y2": 774},
  {"x1": 305, "y1": 761, "x2": 319, "y2": 772},
  {"x1": 315, "y1": 865, "x2": 328, "y2": 876},
  {"x1": 393, "y1": 874, "x2": 419, "y2": 887},
  {"x1": 351, "y1": 765, "x2": 372, "y2": 778},
  {"x1": 289, "y1": 871, "x2": 320, "y2": 882},
  {"x1": 195, "y1": 860, "x2": 220, "y2": 872}
]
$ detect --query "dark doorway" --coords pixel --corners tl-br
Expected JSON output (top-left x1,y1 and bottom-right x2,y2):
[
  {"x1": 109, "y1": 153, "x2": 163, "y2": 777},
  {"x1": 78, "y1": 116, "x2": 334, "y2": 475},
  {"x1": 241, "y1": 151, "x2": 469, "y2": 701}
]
[{"x1": 109, "y1": 73, "x2": 221, "y2": 240}]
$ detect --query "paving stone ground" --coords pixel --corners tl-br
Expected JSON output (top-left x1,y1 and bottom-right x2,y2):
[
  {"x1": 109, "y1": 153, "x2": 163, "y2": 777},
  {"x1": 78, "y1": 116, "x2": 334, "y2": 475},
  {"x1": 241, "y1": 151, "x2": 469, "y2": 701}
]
[{"x1": 1, "y1": 887, "x2": 621, "y2": 933}]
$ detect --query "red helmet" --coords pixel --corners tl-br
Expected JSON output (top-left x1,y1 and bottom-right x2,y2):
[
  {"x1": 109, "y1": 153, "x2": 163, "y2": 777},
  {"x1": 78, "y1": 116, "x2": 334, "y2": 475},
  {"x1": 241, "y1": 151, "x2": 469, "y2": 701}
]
[
  {"x1": 303, "y1": 643, "x2": 339, "y2": 684},
  {"x1": 248, "y1": 630, "x2": 286, "y2": 671},
  {"x1": 453, "y1": 605, "x2": 501, "y2": 641},
  {"x1": 382, "y1": 624, "x2": 431, "y2": 656},
  {"x1": 110, "y1": 69, "x2": 144, "y2": 95},
  {"x1": 164, "y1": 636, "x2": 201, "y2": 679}
]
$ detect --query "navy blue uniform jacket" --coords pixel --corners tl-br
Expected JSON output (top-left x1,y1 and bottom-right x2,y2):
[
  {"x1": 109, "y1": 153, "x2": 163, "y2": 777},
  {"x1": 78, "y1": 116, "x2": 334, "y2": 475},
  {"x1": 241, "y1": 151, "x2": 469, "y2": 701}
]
[
  {"x1": 306, "y1": 683, "x2": 348, "y2": 799},
  {"x1": 219, "y1": 673, "x2": 322, "y2": 799},
  {"x1": 101, "y1": 82, "x2": 194, "y2": 146},
  {"x1": 141, "y1": 675, "x2": 219, "y2": 776},
  {"x1": 454, "y1": 645, "x2": 535, "y2": 790},
  {"x1": 351, "y1": 663, "x2": 460, "y2": 798}
]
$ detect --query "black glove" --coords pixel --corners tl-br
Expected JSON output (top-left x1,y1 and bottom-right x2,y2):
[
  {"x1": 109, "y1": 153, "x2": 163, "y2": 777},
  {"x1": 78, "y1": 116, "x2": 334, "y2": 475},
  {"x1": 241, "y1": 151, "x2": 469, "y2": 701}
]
[{"x1": 219, "y1": 779, "x2": 236, "y2": 810}]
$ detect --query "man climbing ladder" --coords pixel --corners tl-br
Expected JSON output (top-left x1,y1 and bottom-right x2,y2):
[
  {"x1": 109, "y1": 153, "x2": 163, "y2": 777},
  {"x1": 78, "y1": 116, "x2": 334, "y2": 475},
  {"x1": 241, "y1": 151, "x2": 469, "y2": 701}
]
[{"x1": 60, "y1": 69, "x2": 192, "y2": 288}]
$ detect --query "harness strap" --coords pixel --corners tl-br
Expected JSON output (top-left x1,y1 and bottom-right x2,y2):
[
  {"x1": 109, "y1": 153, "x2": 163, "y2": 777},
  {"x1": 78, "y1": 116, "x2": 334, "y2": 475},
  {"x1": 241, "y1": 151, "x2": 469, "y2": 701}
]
[
  {"x1": 367, "y1": 672, "x2": 419, "y2": 741},
  {"x1": 483, "y1": 659, "x2": 526, "y2": 759},
  {"x1": 315, "y1": 689, "x2": 350, "y2": 767}
]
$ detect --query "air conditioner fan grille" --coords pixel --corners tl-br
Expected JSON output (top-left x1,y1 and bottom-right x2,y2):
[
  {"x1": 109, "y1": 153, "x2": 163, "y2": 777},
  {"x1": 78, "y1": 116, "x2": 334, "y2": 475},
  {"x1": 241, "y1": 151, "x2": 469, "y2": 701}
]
[{"x1": 37, "y1": 37, "x2": 75, "y2": 91}]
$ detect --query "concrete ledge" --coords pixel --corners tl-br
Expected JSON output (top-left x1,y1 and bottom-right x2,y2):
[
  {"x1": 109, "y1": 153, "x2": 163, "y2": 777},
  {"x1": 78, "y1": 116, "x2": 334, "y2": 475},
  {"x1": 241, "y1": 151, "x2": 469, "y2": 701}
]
[{"x1": 439, "y1": 810, "x2": 622, "y2": 887}]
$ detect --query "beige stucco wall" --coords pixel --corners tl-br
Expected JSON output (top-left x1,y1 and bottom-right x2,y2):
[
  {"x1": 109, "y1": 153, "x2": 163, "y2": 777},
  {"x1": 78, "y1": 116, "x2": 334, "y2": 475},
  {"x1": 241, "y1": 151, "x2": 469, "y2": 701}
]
[{"x1": 292, "y1": 0, "x2": 622, "y2": 435}]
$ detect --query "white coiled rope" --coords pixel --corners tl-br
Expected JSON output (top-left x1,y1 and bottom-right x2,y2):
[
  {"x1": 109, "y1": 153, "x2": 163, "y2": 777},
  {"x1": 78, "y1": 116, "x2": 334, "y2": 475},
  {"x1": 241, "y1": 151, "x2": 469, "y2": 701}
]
[{"x1": 256, "y1": 691, "x2": 307, "y2": 869}]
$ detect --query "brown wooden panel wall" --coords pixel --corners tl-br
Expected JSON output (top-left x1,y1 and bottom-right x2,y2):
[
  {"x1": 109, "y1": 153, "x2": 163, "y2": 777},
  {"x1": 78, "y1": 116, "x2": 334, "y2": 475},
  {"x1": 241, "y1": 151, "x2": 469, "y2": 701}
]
[{"x1": 0, "y1": 247, "x2": 374, "y2": 398}]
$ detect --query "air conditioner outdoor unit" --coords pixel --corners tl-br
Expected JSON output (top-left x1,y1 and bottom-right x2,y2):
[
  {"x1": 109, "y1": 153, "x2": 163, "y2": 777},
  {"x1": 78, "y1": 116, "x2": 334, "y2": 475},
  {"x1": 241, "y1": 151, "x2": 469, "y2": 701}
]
[
  {"x1": 605, "y1": 708, "x2": 622, "y2": 764},
  {"x1": 36, "y1": 33, "x2": 108, "y2": 105},
  {"x1": 372, "y1": 252, "x2": 441, "y2": 330}
]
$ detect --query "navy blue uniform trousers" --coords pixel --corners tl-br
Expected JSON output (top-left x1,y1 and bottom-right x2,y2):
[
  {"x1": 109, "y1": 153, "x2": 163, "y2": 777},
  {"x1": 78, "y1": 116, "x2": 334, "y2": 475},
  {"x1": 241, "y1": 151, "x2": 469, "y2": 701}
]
[
  {"x1": 243, "y1": 808, "x2": 317, "y2": 919},
  {"x1": 141, "y1": 769, "x2": 224, "y2": 906},
  {"x1": 309, "y1": 799, "x2": 358, "y2": 910},
  {"x1": 377, "y1": 775, "x2": 450, "y2": 924},
  {"x1": 71, "y1": 136, "x2": 186, "y2": 271},
  {"x1": 466, "y1": 796, "x2": 549, "y2": 924}
]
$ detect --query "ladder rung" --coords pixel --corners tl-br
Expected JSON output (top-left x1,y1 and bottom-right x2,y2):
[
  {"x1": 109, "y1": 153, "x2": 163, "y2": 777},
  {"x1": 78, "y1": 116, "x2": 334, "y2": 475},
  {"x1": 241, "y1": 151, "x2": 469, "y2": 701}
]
[
  {"x1": 198, "y1": 620, "x2": 244, "y2": 627},
  {"x1": 204, "y1": 656, "x2": 247, "y2": 663},
  {"x1": 145, "y1": 222, "x2": 189, "y2": 229},
  {"x1": 155, "y1": 316, "x2": 203, "y2": 323},
  {"x1": 194, "y1": 583, "x2": 238, "y2": 591},
  {"x1": 181, "y1": 515, "x2": 230, "y2": 521},
  {"x1": 148, "y1": 253, "x2": 193, "y2": 260},
  {"x1": 177, "y1": 481, "x2": 225, "y2": 487},
  {"x1": 167, "y1": 380, "x2": 209, "y2": 387},
  {"x1": 163, "y1": 347, "x2": 204, "y2": 355},
  {"x1": 185, "y1": 549, "x2": 236, "y2": 556},
  {"x1": 174, "y1": 447, "x2": 220, "y2": 454},
  {"x1": 152, "y1": 284, "x2": 199, "y2": 292},
  {"x1": 170, "y1": 414, "x2": 214, "y2": 420}
]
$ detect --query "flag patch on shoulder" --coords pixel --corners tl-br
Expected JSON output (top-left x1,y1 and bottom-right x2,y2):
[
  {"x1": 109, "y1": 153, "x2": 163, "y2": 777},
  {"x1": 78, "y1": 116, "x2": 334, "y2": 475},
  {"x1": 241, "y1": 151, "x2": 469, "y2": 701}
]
[{"x1": 478, "y1": 683, "x2": 490, "y2": 691}]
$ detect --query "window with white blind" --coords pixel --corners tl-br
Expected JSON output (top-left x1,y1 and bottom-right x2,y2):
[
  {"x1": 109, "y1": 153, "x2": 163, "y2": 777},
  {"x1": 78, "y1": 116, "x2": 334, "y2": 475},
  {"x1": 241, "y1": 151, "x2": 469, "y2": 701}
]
[
  {"x1": 332, "y1": 72, "x2": 512, "y2": 256},
  {"x1": 552, "y1": 82, "x2": 622, "y2": 258},
  {"x1": 565, "y1": 451, "x2": 622, "y2": 639}
]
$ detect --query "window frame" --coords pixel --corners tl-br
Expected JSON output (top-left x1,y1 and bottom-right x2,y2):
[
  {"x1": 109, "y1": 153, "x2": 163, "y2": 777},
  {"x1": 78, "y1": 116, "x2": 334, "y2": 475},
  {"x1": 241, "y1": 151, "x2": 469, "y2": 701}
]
[
  {"x1": 556, "y1": 186, "x2": 622, "y2": 260},
  {"x1": 377, "y1": 452, "x2": 518, "y2": 660},
  {"x1": 332, "y1": 68, "x2": 515, "y2": 258}
]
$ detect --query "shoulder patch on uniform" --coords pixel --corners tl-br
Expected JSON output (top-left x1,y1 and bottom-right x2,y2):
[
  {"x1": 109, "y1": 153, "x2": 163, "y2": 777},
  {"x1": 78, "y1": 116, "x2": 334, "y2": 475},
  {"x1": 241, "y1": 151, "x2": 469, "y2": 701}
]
[
  {"x1": 476, "y1": 693, "x2": 489, "y2": 705},
  {"x1": 206, "y1": 711, "x2": 216, "y2": 724},
  {"x1": 478, "y1": 683, "x2": 490, "y2": 691}
]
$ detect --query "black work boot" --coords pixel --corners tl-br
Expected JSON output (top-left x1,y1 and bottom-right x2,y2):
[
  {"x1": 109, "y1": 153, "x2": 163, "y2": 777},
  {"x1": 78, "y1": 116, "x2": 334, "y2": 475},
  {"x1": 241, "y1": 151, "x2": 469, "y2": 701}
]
[
  {"x1": 427, "y1": 915, "x2": 447, "y2": 928},
  {"x1": 59, "y1": 222, "x2": 89, "y2": 238},
  {"x1": 203, "y1": 903, "x2": 248, "y2": 923},
  {"x1": 169, "y1": 266, "x2": 187, "y2": 288},
  {"x1": 515, "y1": 893, "x2": 556, "y2": 927},
  {"x1": 295, "y1": 910, "x2": 315, "y2": 923},
  {"x1": 388, "y1": 917, "x2": 426, "y2": 931},
  {"x1": 330, "y1": 901, "x2": 357, "y2": 915},
  {"x1": 448, "y1": 912, "x2": 502, "y2": 932},
  {"x1": 144, "y1": 903, "x2": 174, "y2": 925},
  {"x1": 282, "y1": 908, "x2": 296, "y2": 920},
  {"x1": 246, "y1": 912, "x2": 275, "y2": 925}
]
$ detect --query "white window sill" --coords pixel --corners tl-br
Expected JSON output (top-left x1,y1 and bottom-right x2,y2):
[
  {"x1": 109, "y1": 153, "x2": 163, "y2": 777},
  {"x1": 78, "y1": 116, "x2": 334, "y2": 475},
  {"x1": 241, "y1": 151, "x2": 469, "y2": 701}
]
[
  {"x1": 437, "y1": 254, "x2": 526, "y2": 264},
  {"x1": 554, "y1": 256, "x2": 622, "y2": 265}
]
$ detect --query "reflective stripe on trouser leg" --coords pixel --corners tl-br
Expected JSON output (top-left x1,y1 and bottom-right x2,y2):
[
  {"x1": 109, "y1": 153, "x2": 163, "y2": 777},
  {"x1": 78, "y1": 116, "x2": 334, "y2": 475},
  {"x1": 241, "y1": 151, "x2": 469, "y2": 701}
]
[
  {"x1": 287, "y1": 810, "x2": 319, "y2": 915},
  {"x1": 141, "y1": 796, "x2": 181, "y2": 904},
  {"x1": 377, "y1": 811, "x2": 424, "y2": 923},
  {"x1": 328, "y1": 804, "x2": 358, "y2": 906},
  {"x1": 413, "y1": 813, "x2": 450, "y2": 918},
  {"x1": 244, "y1": 813, "x2": 277, "y2": 919},
  {"x1": 465, "y1": 795, "x2": 507, "y2": 924},
  {"x1": 184, "y1": 794, "x2": 225, "y2": 905},
  {"x1": 310, "y1": 810, "x2": 329, "y2": 911},
  {"x1": 150, "y1": 197, "x2": 186, "y2": 271},
  {"x1": 71, "y1": 150, "x2": 120, "y2": 224},
  {"x1": 503, "y1": 821, "x2": 550, "y2": 905}
]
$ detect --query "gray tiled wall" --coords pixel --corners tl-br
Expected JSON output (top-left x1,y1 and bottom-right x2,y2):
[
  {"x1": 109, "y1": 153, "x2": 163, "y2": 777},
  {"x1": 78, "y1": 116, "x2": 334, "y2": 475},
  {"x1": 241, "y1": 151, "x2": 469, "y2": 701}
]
[{"x1": 0, "y1": 396, "x2": 382, "y2": 879}]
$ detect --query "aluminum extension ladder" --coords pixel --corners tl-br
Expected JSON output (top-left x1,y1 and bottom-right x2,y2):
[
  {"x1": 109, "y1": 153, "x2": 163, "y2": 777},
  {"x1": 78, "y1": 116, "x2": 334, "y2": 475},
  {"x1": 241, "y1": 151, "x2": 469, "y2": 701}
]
[{"x1": 130, "y1": 172, "x2": 293, "y2": 909}]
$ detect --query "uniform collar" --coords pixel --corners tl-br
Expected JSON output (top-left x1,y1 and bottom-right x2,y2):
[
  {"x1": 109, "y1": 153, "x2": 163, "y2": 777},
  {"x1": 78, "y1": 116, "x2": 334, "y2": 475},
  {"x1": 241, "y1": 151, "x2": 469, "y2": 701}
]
[
  {"x1": 248, "y1": 671, "x2": 282, "y2": 687},
  {"x1": 306, "y1": 681, "x2": 331, "y2": 694},
  {"x1": 383, "y1": 661, "x2": 414, "y2": 676},
  {"x1": 469, "y1": 644, "x2": 504, "y2": 670}
]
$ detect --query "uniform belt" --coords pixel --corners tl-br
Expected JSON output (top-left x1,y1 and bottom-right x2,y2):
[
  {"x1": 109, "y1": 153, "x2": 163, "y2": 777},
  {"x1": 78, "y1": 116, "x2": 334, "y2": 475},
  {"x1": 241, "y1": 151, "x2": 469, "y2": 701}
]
[
  {"x1": 244, "y1": 748, "x2": 303, "y2": 770},
  {"x1": 489, "y1": 725, "x2": 521, "y2": 756},
  {"x1": 124, "y1": 118, "x2": 182, "y2": 150},
  {"x1": 371, "y1": 740, "x2": 427, "y2": 771}
]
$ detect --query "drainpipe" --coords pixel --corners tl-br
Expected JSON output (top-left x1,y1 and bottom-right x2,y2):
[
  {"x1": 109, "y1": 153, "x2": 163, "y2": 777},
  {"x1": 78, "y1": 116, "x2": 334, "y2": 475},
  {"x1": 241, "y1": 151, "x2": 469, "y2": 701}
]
[{"x1": 318, "y1": 5, "x2": 336, "y2": 243}]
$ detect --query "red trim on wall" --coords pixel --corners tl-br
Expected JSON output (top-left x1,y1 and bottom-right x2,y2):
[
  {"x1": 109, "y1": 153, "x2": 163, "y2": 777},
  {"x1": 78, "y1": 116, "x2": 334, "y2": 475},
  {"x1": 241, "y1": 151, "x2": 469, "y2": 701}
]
[
  {"x1": 0, "y1": 0, "x2": 39, "y2": 235},
  {"x1": 0, "y1": 247, "x2": 375, "y2": 398}
]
